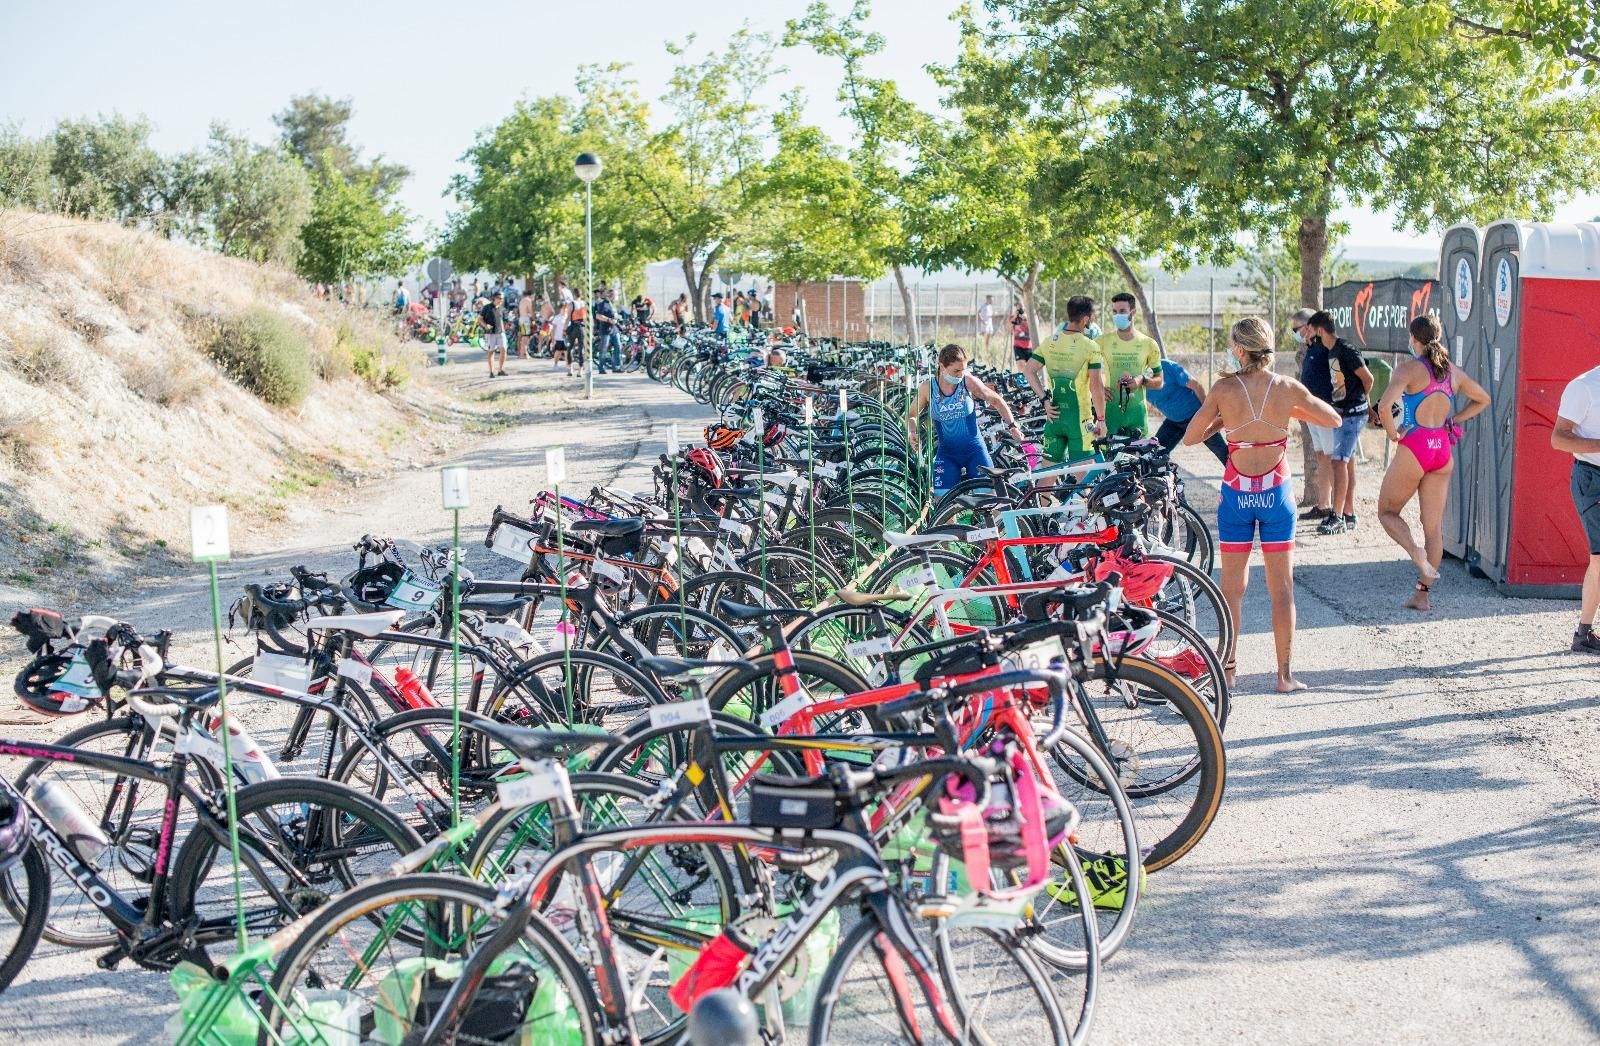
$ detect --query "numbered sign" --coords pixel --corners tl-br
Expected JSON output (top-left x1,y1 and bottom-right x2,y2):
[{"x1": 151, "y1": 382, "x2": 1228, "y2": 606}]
[
  {"x1": 440, "y1": 466, "x2": 470, "y2": 510},
  {"x1": 838, "y1": 389, "x2": 848, "y2": 415},
  {"x1": 546, "y1": 446, "x2": 567, "y2": 486},
  {"x1": 190, "y1": 505, "x2": 230, "y2": 563},
  {"x1": 803, "y1": 398, "x2": 814, "y2": 426},
  {"x1": 665, "y1": 423, "x2": 679, "y2": 456}
]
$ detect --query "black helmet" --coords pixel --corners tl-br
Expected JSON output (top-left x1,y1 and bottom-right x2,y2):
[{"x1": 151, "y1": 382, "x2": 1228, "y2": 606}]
[
  {"x1": 341, "y1": 561, "x2": 407, "y2": 611},
  {"x1": 1085, "y1": 472, "x2": 1145, "y2": 518},
  {"x1": 13, "y1": 649, "x2": 101, "y2": 717}
]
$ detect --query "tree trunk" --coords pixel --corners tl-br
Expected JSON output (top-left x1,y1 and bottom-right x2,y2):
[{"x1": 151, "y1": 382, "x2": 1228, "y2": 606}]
[
  {"x1": 680, "y1": 255, "x2": 700, "y2": 322},
  {"x1": 892, "y1": 264, "x2": 919, "y2": 347},
  {"x1": 1105, "y1": 243, "x2": 1165, "y2": 355},
  {"x1": 1295, "y1": 212, "x2": 1330, "y2": 505}
]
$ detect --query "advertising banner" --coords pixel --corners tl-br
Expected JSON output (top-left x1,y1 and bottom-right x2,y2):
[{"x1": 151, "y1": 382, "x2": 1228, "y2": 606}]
[{"x1": 1321, "y1": 277, "x2": 1440, "y2": 355}]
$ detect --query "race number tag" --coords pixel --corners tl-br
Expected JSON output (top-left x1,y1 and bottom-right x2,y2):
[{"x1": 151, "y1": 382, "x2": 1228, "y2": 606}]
[
  {"x1": 336, "y1": 658, "x2": 374, "y2": 686},
  {"x1": 844, "y1": 636, "x2": 894, "y2": 658},
  {"x1": 489, "y1": 521, "x2": 536, "y2": 564},
  {"x1": 1017, "y1": 637, "x2": 1066, "y2": 671},
  {"x1": 812, "y1": 462, "x2": 839, "y2": 480},
  {"x1": 482, "y1": 618, "x2": 536, "y2": 649},
  {"x1": 966, "y1": 527, "x2": 1000, "y2": 542},
  {"x1": 719, "y1": 518, "x2": 752, "y2": 541},
  {"x1": 763, "y1": 490, "x2": 789, "y2": 509},
  {"x1": 902, "y1": 565, "x2": 939, "y2": 591},
  {"x1": 649, "y1": 698, "x2": 711, "y2": 729},
  {"x1": 497, "y1": 760, "x2": 569, "y2": 807},
  {"x1": 760, "y1": 688, "x2": 814, "y2": 730},
  {"x1": 386, "y1": 570, "x2": 443, "y2": 612},
  {"x1": 254, "y1": 651, "x2": 312, "y2": 692}
]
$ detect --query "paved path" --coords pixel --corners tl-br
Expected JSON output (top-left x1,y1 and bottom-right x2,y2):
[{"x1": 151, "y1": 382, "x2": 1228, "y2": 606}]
[{"x1": 2, "y1": 367, "x2": 1598, "y2": 1042}]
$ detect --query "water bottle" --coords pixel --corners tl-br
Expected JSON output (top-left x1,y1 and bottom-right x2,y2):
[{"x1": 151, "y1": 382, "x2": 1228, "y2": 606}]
[
  {"x1": 204, "y1": 713, "x2": 280, "y2": 784},
  {"x1": 392, "y1": 667, "x2": 435, "y2": 710},
  {"x1": 30, "y1": 779, "x2": 109, "y2": 864}
]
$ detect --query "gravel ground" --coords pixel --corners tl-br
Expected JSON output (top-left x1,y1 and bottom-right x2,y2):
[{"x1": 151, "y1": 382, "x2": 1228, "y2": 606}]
[{"x1": 1, "y1": 362, "x2": 1597, "y2": 1043}]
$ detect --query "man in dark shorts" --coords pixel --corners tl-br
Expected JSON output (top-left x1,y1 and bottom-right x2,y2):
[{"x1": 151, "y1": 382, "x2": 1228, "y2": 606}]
[
  {"x1": 1307, "y1": 311, "x2": 1373, "y2": 534},
  {"x1": 479, "y1": 291, "x2": 508, "y2": 377},
  {"x1": 1554, "y1": 363, "x2": 1600, "y2": 653}
]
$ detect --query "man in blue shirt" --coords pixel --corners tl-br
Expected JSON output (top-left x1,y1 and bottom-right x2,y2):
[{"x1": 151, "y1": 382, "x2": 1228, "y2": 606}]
[
  {"x1": 712, "y1": 292, "x2": 731, "y2": 336},
  {"x1": 1149, "y1": 356, "x2": 1227, "y2": 465},
  {"x1": 593, "y1": 289, "x2": 620, "y2": 373}
]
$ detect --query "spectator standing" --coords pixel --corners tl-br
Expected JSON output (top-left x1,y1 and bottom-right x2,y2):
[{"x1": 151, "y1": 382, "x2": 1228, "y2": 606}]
[
  {"x1": 712, "y1": 293, "x2": 732, "y2": 336},
  {"x1": 1292, "y1": 308, "x2": 1336, "y2": 522},
  {"x1": 1553, "y1": 363, "x2": 1600, "y2": 653},
  {"x1": 594, "y1": 288, "x2": 620, "y2": 373},
  {"x1": 761, "y1": 285, "x2": 775, "y2": 322},
  {"x1": 501, "y1": 278, "x2": 520, "y2": 310},
  {"x1": 480, "y1": 291, "x2": 509, "y2": 378},
  {"x1": 632, "y1": 295, "x2": 653, "y2": 323},
  {"x1": 549, "y1": 300, "x2": 569, "y2": 368},
  {"x1": 392, "y1": 282, "x2": 409, "y2": 314},
  {"x1": 1098, "y1": 292, "x2": 1164, "y2": 438},
  {"x1": 1306, "y1": 311, "x2": 1374, "y2": 534},
  {"x1": 1025, "y1": 296, "x2": 1107, "y2": 466},
  {"x1": 516, "y1": 291, "x2": 534, "y2": 358},
  {"x1": 1149, "y1": 357, "x2": 1228, "y2": 465},
  {"x1": 669, "y1": 293, "x2": 689, "y2": 334},
  {"x1": 978, "y1": 295, "x2": 996, "y2": 358},
  {"x1": 567, "y1": 294, "x2": 588, "y2": 377},
  {"x1": 1011, "y1": 304, "x2": 1033, "y2": 363}
]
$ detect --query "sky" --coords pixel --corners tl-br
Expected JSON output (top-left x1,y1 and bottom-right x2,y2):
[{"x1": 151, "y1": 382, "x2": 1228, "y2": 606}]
[{"x1": 5, "y1": 0, "x2": 1597, "y2": 261}]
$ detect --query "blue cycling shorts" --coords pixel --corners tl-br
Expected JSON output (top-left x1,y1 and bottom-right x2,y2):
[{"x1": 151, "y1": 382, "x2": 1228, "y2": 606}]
[
  {"x1": 1217, "y1": 477, "x2": 1295, "y2": 554},
  {"x1": 933, "y1": 441, "x2": 994, "y2": 495}
]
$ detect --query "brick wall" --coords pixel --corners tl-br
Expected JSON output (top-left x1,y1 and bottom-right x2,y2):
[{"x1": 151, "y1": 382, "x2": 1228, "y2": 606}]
[{"x1": 773, "y1": 280, "x2": 867, "y2": 340}]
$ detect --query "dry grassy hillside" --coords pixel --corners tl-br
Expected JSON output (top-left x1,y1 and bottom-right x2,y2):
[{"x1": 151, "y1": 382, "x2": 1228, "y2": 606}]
[{"x1": 0, "y1": 210, "x2": 456, "y2": 605}]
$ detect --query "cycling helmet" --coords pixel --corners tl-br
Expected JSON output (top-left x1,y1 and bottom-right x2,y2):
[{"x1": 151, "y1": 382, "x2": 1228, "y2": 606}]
[
  {"x1": 704, "y1": 423, "x2": 742, "y2": 451},
  {"x1": 1085, "y1": 472, "x2": 1144, "y2": 518},
  {"x1": 1099, "y1": 605, "x2": 1162, "y2": 659},
  {"x1": 0, "y1": 790, "x2": 30, "y2": 873},
  {"x1": 762, "y1": 421, "x2": 787, "y2": 448},
  {"x1": 684, "y1": 448, "x2": 726, "y2": 487},
  {"x1": 1091, "y1": 552, "x2": 1173, "y2": 603},
  {"x1": 928, "y1": 743, "x2": 1076, "y2": 883},
  {"x1": 342, "y1": 560, "x2": 407, "y2": 611},
  {"x1": 14, "y1": 648, "x2": 102, "y2": 717}
]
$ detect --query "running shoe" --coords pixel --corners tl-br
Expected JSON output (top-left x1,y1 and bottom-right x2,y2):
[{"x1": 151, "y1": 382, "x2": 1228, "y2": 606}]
[
  {"x1": 1045, "y1": 855, "x2": 1146, "y2": 911},
  {"x1": 1298, "y1": 506, "x2": 1333, "y2": 521},
  {"x1": 1343, "y1": 514, "x2": 1359, "y2": 529},
  {"x1": 1573, "y1": 629, "x2": 1600, "y2": 654},
  {"x1": 1316, "y1": 514, "x2": 1347, "y2": 536}
]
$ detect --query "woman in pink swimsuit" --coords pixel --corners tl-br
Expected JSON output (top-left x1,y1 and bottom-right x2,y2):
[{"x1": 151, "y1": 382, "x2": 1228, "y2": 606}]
[{"x1": 1376, "y1": 315, "x2": 1491, "y2": 610}]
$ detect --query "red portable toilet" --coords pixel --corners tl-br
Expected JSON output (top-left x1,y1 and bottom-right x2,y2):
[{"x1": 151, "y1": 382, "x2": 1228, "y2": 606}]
[
  {"x1": 1478, "y1": 220, "x2": 1600, "y2": 595},
  {"x1": 1437, "y1": 225, "x2": 1485, "y2": 564}
]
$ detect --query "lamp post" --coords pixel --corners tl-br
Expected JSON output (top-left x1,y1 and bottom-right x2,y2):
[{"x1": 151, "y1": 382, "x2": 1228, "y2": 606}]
[{"x1": 574, "y1": 152, "x2": 602, "y2": 399}]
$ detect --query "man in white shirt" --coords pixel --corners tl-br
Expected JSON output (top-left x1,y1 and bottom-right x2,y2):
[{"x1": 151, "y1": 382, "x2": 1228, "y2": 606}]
[
  {"x1": 1553, "y1": 364, "x2": 1600, "y2": 653},
  {"x1": 978, "y1": 295, "x2": 996, "y2": 358}
]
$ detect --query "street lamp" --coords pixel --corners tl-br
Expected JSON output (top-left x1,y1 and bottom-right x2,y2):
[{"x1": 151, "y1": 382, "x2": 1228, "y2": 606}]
[{"x1": 574, "y1": 152, "x2": 602, "y2": 399}]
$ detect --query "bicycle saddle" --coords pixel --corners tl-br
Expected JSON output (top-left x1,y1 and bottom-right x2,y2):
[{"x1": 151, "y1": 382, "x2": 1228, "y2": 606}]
[
  {"x1": 484, "y1": 723, "x2": 622, "y2": 761},
  {"x1": 304, "y1": 610, "x2": 405, "y2": 637},
  {"x1": 715, "y1": 600, "x2": 811, "y2": 624},
  {"x1": 881, "y1": 525, "x2": 977, "y2": 548},
  {"x1": 835, "y1": 587, "x2": 914, "y2": 607}
]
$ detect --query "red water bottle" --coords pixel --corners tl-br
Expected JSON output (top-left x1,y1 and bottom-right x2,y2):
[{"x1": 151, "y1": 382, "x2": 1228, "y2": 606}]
[
  {"x1": 392, "y1": 667, "x2": 435, "y2": 710},
  {"x1": 668, "y1": 925, "x2": 756, "y2": 1013}
]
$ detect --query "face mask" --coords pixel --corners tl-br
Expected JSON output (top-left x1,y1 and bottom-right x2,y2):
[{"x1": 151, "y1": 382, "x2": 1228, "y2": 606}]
[
  {"x1": 941, "y1": 368, "x2": 963, "y2": 385},
  {"x1": 1112, "y1": 314, "x2": 1133, "y2": 331},
  {"x1": 1292, "y1": 330, "x2": 1304, "y2": 344},
  {"x1": 1086, "y1": 323, "x2": 1102, "y2": 339}
]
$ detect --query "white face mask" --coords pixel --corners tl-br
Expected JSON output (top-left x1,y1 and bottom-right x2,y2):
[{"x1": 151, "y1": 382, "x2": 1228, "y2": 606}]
[{"x1": 941, "y1": 368, "x2": 965, "y2": 385}]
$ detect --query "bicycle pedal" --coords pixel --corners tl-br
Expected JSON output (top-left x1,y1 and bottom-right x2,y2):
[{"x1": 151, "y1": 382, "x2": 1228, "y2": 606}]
[{"x1": 95, "y1": 945, "x2": 130, "y2": 971}]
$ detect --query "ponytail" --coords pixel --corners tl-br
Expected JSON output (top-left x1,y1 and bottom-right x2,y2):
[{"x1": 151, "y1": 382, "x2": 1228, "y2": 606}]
[{"x1": 1409, "y1": 315, "x2": 1449, "y2": 381}]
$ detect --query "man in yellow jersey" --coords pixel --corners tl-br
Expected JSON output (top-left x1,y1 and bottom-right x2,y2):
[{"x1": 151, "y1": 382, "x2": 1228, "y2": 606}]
[
  {"x1": 1025, "y1": 295, "x2": 1107, "y2": 463},
  {"x1": 1099, "y1": 292, "x2": 1164, "y2": 438}
]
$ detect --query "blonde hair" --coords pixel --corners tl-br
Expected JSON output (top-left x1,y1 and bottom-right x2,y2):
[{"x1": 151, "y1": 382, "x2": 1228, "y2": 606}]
[{"x1": 1230, "y1": 317, "x2": 1275, "y2": 373}]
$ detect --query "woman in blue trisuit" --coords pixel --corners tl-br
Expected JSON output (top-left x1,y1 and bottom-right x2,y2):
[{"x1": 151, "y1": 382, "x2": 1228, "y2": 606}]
[{"x1": 908, "y1": 343, "x2": 1025, "y2": 495}]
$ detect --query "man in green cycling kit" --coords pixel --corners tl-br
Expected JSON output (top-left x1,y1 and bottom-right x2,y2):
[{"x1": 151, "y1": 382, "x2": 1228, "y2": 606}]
[
  {"x1": 1099, "y1": 292, "x2": 1163, "y2": 438},
  {"x1": 1024, "y1": 295, "x2": 1107, "y2": 463}
]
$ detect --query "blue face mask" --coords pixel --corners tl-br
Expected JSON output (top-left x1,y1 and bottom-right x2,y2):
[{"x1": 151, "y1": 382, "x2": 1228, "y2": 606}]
[
  {"x1": 1086, "y1": 323, "x2": 1102, "y2": 339},
  {"x1": 1112, "y1": 314, "x2": 1133, "y2": 331}
]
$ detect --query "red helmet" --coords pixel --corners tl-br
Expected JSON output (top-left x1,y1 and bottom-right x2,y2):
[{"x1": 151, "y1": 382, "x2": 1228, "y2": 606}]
[{"x1": 685, "y1": 447, "x2": 726, "y2": 487}]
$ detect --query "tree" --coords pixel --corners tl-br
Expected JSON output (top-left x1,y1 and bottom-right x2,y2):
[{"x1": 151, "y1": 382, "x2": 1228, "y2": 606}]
[
  {"x1": 992, "y1": 0, "x2": 1600, "y2": 311},
  {"x1": 786, "y1": 2, "x2": 925, "y2": 341},
  {"x1": 273, "y1": 93, "x2": 409, "y2": 191},
  {"x1": 47, "y1": 114, "x2": 164, "y2": 222},
  {"x1": 297, "y1": 162, "x2": 420, "y2": 285},
  {"x1": 0, "y1": 125, "x2": 55, "y2": 211},
  {"x1": 195, "y1": 126, "x2": 313, "y2": 265},
  {"x1": 1242, "y1": 232, "x2": 1360, "y2": 351},
  {"x1": 744, "y1": 97, "x2": 899, "y2": 283},
  {"x1": 1353, "y1": 1, "x2": 1600, "y2": 83},
  {"x1": 616, "y1": 30, "x2": 780, "y2": 320}
]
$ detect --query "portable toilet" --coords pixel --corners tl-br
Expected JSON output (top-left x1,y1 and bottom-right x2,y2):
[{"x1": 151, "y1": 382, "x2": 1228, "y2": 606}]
[
  {"x1": 1476, "y1": 220, "x2": 1600, "y2": 595},
  {"x1": 1438, "y1": 225, "x2": 1486, "y2": 563}
]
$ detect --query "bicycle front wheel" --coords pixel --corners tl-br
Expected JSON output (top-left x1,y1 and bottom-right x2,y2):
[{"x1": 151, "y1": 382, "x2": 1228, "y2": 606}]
[
  {"x1": 0, "y1": 843, "x2": 48, "y2": 997},
  {"x1": 259, "y1": 873, "x2": 599, "y2": 1046}
]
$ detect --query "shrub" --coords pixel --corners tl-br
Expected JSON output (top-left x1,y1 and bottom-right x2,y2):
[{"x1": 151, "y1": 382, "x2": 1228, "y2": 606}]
[
  {"x1": 352, "y1": 348, "x2": 406, "y2": 391},
  {"x1": 206, "y1": 307, "x2": 313, "y2": 407},
  {"x1": 0, "y1": 323, "x2": 79, "y2": 389}
]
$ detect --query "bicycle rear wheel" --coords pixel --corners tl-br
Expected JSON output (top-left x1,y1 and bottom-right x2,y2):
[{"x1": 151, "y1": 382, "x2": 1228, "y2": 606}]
[{"x1": 0, "y1": 844, "x2": 48, "y2": 996}]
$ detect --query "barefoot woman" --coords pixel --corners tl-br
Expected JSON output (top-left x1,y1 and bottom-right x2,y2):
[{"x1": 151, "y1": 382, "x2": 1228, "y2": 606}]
[
  {"x1": 1184, "y1": 318, "x2": 1341, "y2": 692},
  {"x1": 1375, "y1": 315, "x2": 1491, "y2": 610}
]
